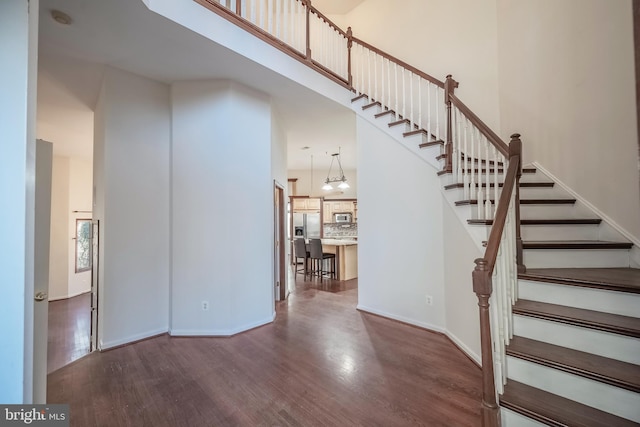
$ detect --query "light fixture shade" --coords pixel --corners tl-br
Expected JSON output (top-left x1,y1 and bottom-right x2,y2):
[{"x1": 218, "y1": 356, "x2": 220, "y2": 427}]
[
  {"x1": 337, "y1": 181, "x2": 350, "y2": 189},
  {"x1": 322, "y1": 183, "x2": 333, "y2": 191}
]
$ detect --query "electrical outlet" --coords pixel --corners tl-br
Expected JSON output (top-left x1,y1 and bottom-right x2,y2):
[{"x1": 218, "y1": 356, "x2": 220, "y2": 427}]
[
  {"x1": 425, "y1": 295, "x2": 433, "y2": 306},
  {"x1": 202, "y1": 301, "x2": 209, "y2": 311}
]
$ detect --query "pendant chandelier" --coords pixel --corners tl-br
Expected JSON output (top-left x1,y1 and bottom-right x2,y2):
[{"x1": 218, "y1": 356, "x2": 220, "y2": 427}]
[{"x1": 322, "y1": 148, "x2": 350, "y2": 191}]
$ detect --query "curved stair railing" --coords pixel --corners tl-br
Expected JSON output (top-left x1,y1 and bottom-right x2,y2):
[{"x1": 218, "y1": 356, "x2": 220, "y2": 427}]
[{"x1": 194, "y1": 1, "x2": 523, "y2": 425}]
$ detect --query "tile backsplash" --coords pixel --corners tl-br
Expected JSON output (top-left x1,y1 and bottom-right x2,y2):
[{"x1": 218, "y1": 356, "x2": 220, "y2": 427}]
[{"x1": 324, "y1": 223, "x2": 357, "y2": 238}]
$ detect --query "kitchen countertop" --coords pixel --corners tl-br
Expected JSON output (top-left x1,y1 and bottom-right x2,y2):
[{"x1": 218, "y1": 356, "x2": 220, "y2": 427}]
[{"x1": 321, "y1": 238, "x2": 358, "y2": 246}]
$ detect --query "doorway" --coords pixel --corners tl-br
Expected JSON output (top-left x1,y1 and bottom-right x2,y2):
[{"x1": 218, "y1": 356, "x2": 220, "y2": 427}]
[{"x1": 274, "y1": 182, "x2": 287, "y2": 300}]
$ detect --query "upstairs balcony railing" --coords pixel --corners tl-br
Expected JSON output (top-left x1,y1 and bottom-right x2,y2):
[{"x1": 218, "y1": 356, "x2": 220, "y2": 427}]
[{"x1": 194, "y1": 1, "x2": 524, "y2": 425}]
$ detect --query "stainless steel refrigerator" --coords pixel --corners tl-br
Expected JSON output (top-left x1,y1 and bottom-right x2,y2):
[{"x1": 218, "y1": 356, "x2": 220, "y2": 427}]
[{"x1": 292, "y1": 212, "x2": 321, "y2": 239}]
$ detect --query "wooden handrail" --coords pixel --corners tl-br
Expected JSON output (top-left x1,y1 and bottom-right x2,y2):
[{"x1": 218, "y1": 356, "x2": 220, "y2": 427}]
[
  {"x1": 307, "y1": 4, "x2": 348, "y2": 37},
  {"x1": 483, "y1": 154, "x2": 518, "y2": 273},
  {"x1": 351, "y1": 36, "x2": 444, "y2": 88},
  {"x1": 450, "y1": 94, "x2": 509, "y2": 157}
]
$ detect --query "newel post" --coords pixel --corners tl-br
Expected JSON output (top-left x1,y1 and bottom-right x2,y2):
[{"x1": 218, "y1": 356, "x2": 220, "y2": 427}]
[
  {"x1": 444, "y1": 74, "x2": 459, "y2": 173},
  {"x1": 303, "y1": 0, "x2": 312, "y2": 60},
  {"x1": 347, "y1": 27, "x2": 353, "y2": 89},
  {"x1": 473, "y1": 258, "x2": 500, "y2": 427},
  {"x1": 509, "y1": 133, "x2": 525, "y2": 274}
]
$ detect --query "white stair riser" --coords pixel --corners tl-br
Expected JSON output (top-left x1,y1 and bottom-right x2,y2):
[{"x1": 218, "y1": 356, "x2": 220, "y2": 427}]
[
  {"x1": 513, "y1": 315, "x2": 640, "y2": 364},
  {"x1": 523, "y1": 248, "x2": 630, "y2": 268},
  {"x1": 520, "y1": 172, "x2": 552, "y2": 184},
  {"x1": 520, "y1": 204, "x2": 589, "y2": 219},
  {"x1": 506, "y1": 356, "x2": 640, "y2": 422},
  {"x1": 466, "y1": 224, "x2": 601, "y2": 241},
  {"x1": 518, "y1": 279, "x2": 640, "y2": 317},
  {"x1": 518, "y1": 186, "x2": 566, "y2": 199},
  {"x1": 501, "y1": 407, "x2": 547, "y2": 427},
  {"x1": 522, "y1": 224, "x2": 600, "y2": 240}
]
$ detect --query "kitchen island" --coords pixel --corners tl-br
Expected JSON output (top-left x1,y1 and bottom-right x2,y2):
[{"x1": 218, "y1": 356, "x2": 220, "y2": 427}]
[{"x1": 321, "y1": 239, "x2": 358, "y2": 281}]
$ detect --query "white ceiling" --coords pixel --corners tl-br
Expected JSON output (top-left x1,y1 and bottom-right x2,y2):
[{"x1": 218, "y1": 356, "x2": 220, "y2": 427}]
[{"x1": 37, "y1": 0, "x2": 361, "y2": 169}]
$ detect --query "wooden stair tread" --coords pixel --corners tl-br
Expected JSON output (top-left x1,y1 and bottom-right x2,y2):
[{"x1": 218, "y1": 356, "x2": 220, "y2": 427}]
[
  {"x1": 468, "y1": 218, "x2": 602, "y2": 225},
  {"x1": 522, "y1": 240, "x2": 633, "y2": 250},
  {"x1": 388, "y1": 118, "x2": 410, "y2": 127},
  {"x1": 350, "y1": 94, "x2": 368, "y2": 103},
  {"x1": 374, "y1": 109, "x2": 395, "y2": 118},
  {"x1": 513, "y1": 299, "x2": 640, "y2": 338},
  {"x1": 444, "y1": 182, "x2": 554, "y2": 190},
  {"x1": 417, "y1": 139, "x2": 444, "y2": 148},
  {"x1": 362, "y1": 101, "x2": 381, "y2": 110},
  {"x1": 456, "y1": 198, "x2": 575, "y2": 206},
  {"x1": 501, "y1": 380, "x2": 639, "y2": 427},
  {"x1": 507, "y1": 336, "x2": 640, "y2": 392},
  {"x1": 520, "y1": 268, "x2": 640, "y2": 294}
]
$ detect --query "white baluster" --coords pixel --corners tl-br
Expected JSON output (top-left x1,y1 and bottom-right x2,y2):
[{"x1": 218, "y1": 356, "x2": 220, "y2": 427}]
[
  {"x1": 470, "y1": 125, "x2": 476, "y2": 203},
  {"x1": 451, "y1": 107, "x2": 458, "y2": 183},
  {"x1": 435, "y1": 89, "x2": 441, "y2": 140},
  {"x1": 380, "y1": 55, "x2": 385, "y2": 108},
  {"x1": 409, "y1": 73, "x2": 414, "y2": 129},
  {"x1": 427, "y1": 83, "x2": 432, "y2": 139},
  {"x1": 367, "y1": 49, "x2": 371, "y2": 100},
  {"x1": 267, "y1": 0, "x2": 273, "y2": 34},
  {"x1": 402, "y1": 69, "x2": 406, "y2": 122},
  {"x1": 463, "y1": 119, "x2": 469, "y2": 200},
  {"x1": 456, "y1": 109, "x2": 463, "y2": 184},
  {"x1": 374, "y1": 53, "x2": 379, "y2": 102},
  {"x1": 484, "y1": 136, "x2": 491, "y2": 220},
  {"x1": 394, "y1": 63, "x2": 399, "y2": 120},
  {"x1": 477, "y1": 130, "x2": 483, "y2": 220},
  {"x1": 418, "y1": 79, "x2": 422, "y2": 132},
  {"x1": 387, "y1": 58, "x2": 391, "y2": 112}
]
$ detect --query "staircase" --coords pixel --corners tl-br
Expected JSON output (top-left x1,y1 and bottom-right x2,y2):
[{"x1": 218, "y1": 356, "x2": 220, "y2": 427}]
[
  {"x1": 351, "y1": 95, "x2": 640, "y2": 426},
  {"x1": 191, "y1": 1, "x2": 640, "y2": 424}
]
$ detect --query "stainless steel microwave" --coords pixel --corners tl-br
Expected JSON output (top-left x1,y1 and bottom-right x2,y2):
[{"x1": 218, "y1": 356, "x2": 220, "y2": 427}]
[{"x1": 334, "y1": 213, "x2": 352, "y2": 223}]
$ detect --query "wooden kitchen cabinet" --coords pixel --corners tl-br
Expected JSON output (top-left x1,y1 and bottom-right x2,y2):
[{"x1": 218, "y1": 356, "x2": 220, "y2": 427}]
[
  {"x1": 323, "y1": 200, "x2": 357, "y2": 222},
  {"x1": 292, "y1": 197, "x2": 321, "y2": 211}
]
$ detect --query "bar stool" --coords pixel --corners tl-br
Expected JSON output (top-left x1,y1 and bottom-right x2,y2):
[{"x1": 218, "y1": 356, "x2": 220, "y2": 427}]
[
  {"x1": 308, "y1": 238, "x2": 335, "y2": 279},
  {"x1": 293, "y1": 238, "x2": 310, "y2": 277}
]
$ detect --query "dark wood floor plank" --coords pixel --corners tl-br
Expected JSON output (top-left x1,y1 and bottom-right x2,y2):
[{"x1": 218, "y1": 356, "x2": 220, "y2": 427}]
[
  {"x1": 513, "y1": 299, "x2": 640, "y2": 338},
  {"x1": 507, "y1": 336, "x2": 640, "y2": 392},
  {"x1": 501, "y1": 380, "x2": 639, "y2": 427},
  {"x1": 47, "y1": 293, "x2": 91, "y2": 374},
  {"x1": 521, "y1": 268, "x2": 640, "y2": 294},
  {"x1": 48, "y1": 273, "x2": 483, "y2": 427}
]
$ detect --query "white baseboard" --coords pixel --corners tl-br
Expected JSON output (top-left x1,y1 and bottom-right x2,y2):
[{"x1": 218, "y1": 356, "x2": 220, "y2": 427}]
[
  {"x1": 49, "y1": 289, "x2": 91, "y2": 302},
  {"x1": 356, "y1": 304, "x2": 446, "y2": 334},
  {"x1": 531, "y1": 161, "x2": 640, "y2": 248},
  {"x1": 170, "y1": 315, "x2": 274, "y2": 337},
  {"x1": 445, "y1": 331, "x2": 481, "y2": 366},
  {"x1": 100, "y1": 327, "x2": 168, "y2": 350}
]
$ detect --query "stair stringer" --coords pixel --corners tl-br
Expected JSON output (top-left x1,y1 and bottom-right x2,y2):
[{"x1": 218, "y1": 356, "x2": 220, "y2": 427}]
[{"x1": 348, "y1": 94, "x2": 443, "y2": 172}]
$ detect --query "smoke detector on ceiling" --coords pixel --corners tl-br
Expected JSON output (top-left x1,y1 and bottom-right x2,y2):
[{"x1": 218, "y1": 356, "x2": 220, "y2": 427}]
[{"x1": 51, "y1": 10, "x2": 72, "y2": 26}]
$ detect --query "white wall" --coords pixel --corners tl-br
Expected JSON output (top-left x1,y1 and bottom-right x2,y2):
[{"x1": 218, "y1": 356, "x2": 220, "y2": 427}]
[
  {"x1": 49, "y1": 156, "x2": 70, "y2": 300},
  {"x1": 94, "y1": 67, "x2": 170, "y2": 349},
  {"x1": 68, "y1": 158, "x2": 93, "y2": 297},
  {"x1": 288, "y1": 167, "x2": 357, "y2": 198},
  {"x1": 0, "y1": 0, "x2": 39, "y2": 403},
  {"x1": 171, "y1": 80, "x2": 275, "y2": 335},
  {"x1": 497, "y1": 0, "x2": 640, "y2": 243},
  {"x1": 49, "y1": 156, "x2": 93, "y2": 301},
  {"x1": 344, "y1": 0, "x2": 501, "y2": 131},
  {"x1": 442, "y1": 201, "x2": 483, "y2": 363},
  {"x1": 356, "y1": 116, "x2": 446, "y2": 330}
]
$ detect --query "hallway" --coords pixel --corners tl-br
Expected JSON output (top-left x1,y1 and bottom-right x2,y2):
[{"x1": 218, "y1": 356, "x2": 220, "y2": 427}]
[{"x1": 47, "y1": 275, "x2": 482, "y2": 426}]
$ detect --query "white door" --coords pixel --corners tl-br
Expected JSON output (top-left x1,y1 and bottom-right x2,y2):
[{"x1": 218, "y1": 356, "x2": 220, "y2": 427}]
[{"x1": 33, "y1": 140, "x2": 53, "y2": 403}]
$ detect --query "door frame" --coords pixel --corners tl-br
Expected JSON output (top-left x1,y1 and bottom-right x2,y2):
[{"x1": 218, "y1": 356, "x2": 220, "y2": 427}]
[{"x1": 274, "y1": 181, "x2": 287, "y2": 300}]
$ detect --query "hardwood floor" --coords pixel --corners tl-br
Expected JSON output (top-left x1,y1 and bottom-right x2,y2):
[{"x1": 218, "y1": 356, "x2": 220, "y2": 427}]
[
  {"x1": 48, "y1": 272, "x2": 482, "y2": 426},
  {"x1": 48, "y1": 292, "x2": 91, "y2": 374}
]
